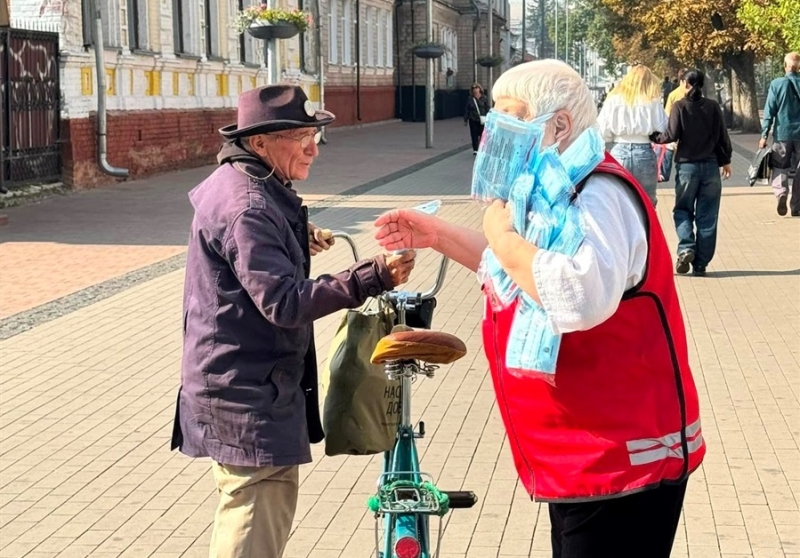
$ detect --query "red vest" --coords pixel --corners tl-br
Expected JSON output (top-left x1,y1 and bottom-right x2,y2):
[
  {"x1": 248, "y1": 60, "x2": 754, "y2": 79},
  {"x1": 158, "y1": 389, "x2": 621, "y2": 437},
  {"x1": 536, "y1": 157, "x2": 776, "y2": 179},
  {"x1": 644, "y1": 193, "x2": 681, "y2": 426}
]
[{"x1": 482, "y1": 154, "x2": 705, "y2": 502}]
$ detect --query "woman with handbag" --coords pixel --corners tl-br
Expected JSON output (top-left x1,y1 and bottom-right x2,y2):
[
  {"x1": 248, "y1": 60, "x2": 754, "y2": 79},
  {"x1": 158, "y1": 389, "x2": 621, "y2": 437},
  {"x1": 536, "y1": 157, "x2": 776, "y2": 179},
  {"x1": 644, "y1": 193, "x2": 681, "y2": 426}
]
[{"x1": 465, "y1": 83, "x2": 490, "y2": 155}]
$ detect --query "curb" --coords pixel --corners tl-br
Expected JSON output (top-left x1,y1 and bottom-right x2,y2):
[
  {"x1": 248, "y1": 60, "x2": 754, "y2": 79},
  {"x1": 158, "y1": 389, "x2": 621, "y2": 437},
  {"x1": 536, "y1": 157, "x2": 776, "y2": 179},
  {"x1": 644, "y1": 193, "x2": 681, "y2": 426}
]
[{"x1": 0, "y1": 145, "x2": 471, "y2": 339}]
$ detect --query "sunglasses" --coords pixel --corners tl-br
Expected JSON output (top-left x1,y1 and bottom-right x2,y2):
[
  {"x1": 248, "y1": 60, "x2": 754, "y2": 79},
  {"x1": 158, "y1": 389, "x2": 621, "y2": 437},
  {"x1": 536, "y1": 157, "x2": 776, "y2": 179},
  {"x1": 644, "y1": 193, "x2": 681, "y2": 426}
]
[{"x1": 271, "y1": 130, "x2": 323, "y2": 148}]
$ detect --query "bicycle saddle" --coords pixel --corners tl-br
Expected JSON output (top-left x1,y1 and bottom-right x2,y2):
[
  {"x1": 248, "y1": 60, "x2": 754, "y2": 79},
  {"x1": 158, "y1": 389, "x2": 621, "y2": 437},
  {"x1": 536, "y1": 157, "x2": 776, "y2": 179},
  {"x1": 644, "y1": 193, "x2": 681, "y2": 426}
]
[{"x1": 371, "y1": 328, "x2": 467, "y2": 365}]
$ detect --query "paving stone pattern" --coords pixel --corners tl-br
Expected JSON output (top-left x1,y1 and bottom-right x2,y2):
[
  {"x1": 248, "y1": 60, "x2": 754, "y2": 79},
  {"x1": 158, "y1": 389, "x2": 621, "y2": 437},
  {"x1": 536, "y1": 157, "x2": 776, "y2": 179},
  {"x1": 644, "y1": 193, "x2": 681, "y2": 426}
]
[
  {"x1": 0, "y1": 119, "x2": 470, "y2": 320},
  {"x1": 0, "y1": 149, "x2": 798, "y2": 558}
]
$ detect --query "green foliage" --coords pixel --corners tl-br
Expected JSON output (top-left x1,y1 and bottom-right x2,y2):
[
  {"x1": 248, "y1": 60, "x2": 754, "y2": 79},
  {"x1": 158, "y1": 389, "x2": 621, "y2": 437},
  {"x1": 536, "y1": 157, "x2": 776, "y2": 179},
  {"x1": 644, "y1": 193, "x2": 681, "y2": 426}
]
[{"x1": 738, "y1": 0, "x2": 800, "y2": 52}]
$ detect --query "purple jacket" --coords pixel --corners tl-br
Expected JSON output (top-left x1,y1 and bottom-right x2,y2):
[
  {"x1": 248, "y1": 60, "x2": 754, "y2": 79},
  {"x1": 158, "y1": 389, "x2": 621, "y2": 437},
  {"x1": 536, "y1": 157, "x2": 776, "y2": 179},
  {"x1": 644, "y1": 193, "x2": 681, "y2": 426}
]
[{"x1": 171, "y1": 144, "x2": 393, "y2": 467}]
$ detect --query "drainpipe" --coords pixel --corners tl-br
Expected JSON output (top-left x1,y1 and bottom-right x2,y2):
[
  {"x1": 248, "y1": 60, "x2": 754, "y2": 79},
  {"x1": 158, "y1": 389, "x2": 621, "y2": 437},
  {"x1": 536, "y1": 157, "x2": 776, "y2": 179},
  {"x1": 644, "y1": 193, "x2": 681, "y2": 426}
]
[
  {"x1": 356, "y1": 0, "x2": 361, "y2": 120},
  {"x1": 395, "y1": 0, "x2": 402, "y2": 118},
  {"x1": 410, "y1": 0, "x2": 416, "y2": 121},
  {"x1": 487, "y1": 0, "x2": 492, "y2": 102},
  {"x1": 313, "y1": 0, "x2": 327, "y2": 143},
  {"x1": 93, "y1": 1, "x2": 128, "y2": 178},
  {"x1": 424, "y1": 0, "x2": 432, "y2": 147}
]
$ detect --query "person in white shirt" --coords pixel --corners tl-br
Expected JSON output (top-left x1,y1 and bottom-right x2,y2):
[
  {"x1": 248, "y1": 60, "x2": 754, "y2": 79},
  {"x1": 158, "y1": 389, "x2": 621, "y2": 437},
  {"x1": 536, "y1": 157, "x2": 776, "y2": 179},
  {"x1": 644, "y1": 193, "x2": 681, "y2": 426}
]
[{"x1": 597, "y1": 64, "x2": 668, "y2": 206}]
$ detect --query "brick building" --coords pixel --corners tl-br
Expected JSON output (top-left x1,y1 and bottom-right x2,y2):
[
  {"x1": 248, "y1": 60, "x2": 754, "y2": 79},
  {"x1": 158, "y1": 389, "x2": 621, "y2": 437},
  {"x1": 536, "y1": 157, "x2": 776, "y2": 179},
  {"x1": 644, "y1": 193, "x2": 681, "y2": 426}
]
[
  {"x1": 6, "y1": 0, "x2": 399, "y2": 189},
  {"x1": 320, "y1": 0, "x2": 396, "y2": 124},
  {"x1": 395, "y1": 0, "x2": 509, "y2": 121}
]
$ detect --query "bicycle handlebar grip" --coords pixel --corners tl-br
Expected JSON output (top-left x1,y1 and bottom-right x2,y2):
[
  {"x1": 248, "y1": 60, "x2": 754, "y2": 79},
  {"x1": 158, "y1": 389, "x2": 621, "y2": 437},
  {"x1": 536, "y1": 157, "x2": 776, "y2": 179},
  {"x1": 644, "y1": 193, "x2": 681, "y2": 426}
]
[{"x1": 443, "y1": 491, "x2": 478, "y2": 509}]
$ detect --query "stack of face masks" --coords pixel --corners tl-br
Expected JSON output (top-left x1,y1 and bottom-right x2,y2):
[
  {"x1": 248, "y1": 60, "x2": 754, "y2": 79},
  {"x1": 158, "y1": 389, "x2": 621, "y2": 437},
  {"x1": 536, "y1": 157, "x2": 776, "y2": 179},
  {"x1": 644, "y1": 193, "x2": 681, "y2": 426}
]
[{"x1": 472, "y1": 109, "x2": 605, "y2": 381}]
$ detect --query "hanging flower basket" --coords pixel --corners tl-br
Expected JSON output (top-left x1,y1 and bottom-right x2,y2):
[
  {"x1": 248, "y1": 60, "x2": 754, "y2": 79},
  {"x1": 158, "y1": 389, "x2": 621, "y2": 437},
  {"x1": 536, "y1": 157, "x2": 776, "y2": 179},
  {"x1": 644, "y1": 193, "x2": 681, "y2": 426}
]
[
  {"x1": 412, "y1": 43, "x2": 446, "y2": 59},
  {"x1": 247, "y1": 21, "x2": 301, "y2": 40},
  {"x1": 477, "y1": 55, "x2": 504, "y2": 68},
  {"x1": 234, "y1": 6, "x2": 312, "y2": 39}
]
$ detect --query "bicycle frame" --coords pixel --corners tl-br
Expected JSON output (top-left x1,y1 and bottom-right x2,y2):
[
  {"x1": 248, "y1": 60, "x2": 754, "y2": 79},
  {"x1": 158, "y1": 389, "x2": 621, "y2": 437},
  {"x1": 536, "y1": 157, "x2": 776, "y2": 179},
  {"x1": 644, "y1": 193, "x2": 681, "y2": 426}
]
[{"x1": 331, "y1": 231, "x2": 454, "y2": 558}]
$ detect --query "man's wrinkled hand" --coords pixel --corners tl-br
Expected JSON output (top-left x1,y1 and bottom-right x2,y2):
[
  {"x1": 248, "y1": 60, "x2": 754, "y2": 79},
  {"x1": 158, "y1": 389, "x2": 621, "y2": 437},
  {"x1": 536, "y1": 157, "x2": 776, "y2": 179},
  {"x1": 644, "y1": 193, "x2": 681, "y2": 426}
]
[
  {"x1": 758, "y1": 138, "x2": 768, "y2": 150},
  {"x1": 308, "y1": 221, "x2": 335, "y2": 256},
  {"x1": 385, "y1": 250, "x2": 417, "y2": 287}
]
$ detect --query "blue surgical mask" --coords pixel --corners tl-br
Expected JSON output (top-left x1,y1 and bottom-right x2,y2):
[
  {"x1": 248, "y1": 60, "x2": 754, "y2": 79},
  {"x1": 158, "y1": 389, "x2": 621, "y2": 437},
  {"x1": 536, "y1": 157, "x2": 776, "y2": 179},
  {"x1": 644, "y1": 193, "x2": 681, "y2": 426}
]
[{"x1": 471, "y1": 110, "x2": 553, "y2": 203}]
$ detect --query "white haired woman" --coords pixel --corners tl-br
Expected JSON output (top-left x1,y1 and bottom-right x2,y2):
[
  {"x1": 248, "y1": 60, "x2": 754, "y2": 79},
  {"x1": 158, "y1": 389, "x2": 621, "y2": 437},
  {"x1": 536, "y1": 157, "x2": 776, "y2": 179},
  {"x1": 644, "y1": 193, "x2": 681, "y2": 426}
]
[{"x1": 373, "y1": 60, "x2": 704, "y2": 558}]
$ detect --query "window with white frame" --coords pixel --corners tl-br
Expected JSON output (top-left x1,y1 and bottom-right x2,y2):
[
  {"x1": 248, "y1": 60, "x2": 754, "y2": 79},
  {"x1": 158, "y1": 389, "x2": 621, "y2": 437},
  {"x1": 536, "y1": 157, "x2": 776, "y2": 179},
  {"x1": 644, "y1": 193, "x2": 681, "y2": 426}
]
[
  {"x1": 173, "y1": 0, "x2": 202, "y2": 56},
  {"x1": 126, "y1": 0, "x2": 150, "y2": 50},
  {"x1": 366, "y1": 7, "x2": 374, "y2": 67},
  {"x1": 355, "y1": 3, "x2": 369, "y2": 66},
  {"x1": 451, "y1": 31, "x2": 458, "y2": 72},
  {"x1": 385, "y1": 9, "x2": 392, "y2": 67},
  {"x1": 342, "y1": 0, "x2": 352, "y2": 65},
  {"x1": 299, "y1": 0, "x2": 317, "y2": 72},
  {"x1": 377, "y1": 10, "x2": 385, "y2": 67},
  {"x1": 239, "y1": 0, "x2": 258, "y2": 65},
  {"x1": 100, "y1": 0, "x2": 122, "y2": 47},
  {"x1": 203, "y1": 0, "x2": 222, "y2": 59},
  {"x1": 328, "y1": 0, "x2": 338, "y2": 64}
]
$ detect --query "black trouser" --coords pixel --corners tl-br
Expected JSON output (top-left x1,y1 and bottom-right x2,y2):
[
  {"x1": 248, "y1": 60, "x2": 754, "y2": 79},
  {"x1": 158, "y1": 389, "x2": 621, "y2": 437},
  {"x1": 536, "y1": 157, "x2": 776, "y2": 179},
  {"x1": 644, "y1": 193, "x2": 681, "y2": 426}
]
[
  {"x1": 468, "y1": 119, "x2": 484, "y2": 152},
  {"x1": 549, "y1": 480, "x2": 688, "y2": 558}
]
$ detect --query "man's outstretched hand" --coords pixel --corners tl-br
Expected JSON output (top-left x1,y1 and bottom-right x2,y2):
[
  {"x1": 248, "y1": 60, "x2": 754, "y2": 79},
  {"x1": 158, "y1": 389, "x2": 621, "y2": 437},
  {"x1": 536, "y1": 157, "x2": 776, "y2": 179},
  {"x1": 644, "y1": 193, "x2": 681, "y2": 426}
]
[
  {"x1": 384, "y1": 250, "x2": 417, "y2": 287},
  {"x1": 374, "y1": 210, "x2": 440, "y2": 252}
]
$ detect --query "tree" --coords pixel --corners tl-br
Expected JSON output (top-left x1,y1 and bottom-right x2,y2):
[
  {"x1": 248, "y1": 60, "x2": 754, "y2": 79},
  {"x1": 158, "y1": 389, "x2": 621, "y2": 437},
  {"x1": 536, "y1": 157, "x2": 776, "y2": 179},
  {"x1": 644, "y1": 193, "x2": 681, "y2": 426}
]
[
  {"x1": 738, "y1": 0, "x2": 800, "y2": 52},
  {"x1": 602, "y1": 0, "x2": 773, "y2": 132}
]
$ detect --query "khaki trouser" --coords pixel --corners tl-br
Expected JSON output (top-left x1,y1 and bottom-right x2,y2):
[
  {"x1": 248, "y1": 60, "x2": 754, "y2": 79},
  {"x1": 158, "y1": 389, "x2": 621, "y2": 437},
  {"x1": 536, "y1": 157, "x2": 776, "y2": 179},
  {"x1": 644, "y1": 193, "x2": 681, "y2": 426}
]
[{"x1": 209, "y1": 463, "x2": 299, "y2": 558}]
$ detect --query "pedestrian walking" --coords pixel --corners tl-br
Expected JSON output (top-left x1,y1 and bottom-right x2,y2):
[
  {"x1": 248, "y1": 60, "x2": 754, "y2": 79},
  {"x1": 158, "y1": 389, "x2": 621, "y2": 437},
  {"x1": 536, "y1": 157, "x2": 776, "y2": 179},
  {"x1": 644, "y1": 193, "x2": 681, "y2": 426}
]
[
  {"x1": 171, "y1": 84, "x2": 416, "y2": 558},
  {"x1": 652, "y1": 69, "x2": 732, "y2": 277},
  {"x1": 465, "y1": 83, "x2": 490, "y2": 155},
  {"x1": 660, "y1": 68, "x2": 691, "y2": 183},
  {"x1": 598, "y1": 64, "x2": 667, "y2": 206},
  {"x1": 759, "y1": 51, "x2": 800, "y2": 217},
  {"x1": 662, "y1": 75, "x2": 673, "y2": 107}
]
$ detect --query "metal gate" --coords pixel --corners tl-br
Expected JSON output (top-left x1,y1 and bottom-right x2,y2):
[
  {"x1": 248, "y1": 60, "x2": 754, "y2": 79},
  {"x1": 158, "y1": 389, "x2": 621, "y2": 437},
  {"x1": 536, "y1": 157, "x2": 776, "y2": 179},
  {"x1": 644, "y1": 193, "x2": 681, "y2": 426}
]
[{"x1": 0, "y1": 27, "x2": 61, "y2": 191}]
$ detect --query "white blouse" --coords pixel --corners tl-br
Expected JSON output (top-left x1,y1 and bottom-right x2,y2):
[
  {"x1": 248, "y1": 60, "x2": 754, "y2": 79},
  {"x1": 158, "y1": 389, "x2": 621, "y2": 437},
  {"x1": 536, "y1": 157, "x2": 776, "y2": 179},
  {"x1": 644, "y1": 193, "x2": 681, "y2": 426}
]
[
  {"x1": 532, "y1": 173, "x2": 649, "y2": 334},
  {"x1": 597, "y1": 96, "x2": 668, "y2": 144}
]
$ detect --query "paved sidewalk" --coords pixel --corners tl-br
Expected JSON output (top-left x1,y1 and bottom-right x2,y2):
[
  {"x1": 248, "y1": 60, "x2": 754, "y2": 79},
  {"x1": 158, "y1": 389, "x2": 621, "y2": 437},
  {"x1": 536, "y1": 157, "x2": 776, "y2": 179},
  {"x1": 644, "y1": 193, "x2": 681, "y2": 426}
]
[
  {"x1": 1, "y1": 146, "x2": 798, "y2": 558},
  {"x1": 0, "y1": 119, "x2": 469, "y2": 319}
]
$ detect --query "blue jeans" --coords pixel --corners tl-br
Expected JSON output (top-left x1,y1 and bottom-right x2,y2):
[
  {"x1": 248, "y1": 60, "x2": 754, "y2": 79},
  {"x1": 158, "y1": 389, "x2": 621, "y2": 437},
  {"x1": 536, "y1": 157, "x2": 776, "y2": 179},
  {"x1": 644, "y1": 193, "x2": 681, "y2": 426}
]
[
  {"x1": 610, "y1": 143, "x2": 658, "y2": 206},
  {"x1": 673, "y1": 160, "x2": 722, "y2": 269},
  {"x1": 660, "y1": 149, "x2": 674, "y2": 182}
]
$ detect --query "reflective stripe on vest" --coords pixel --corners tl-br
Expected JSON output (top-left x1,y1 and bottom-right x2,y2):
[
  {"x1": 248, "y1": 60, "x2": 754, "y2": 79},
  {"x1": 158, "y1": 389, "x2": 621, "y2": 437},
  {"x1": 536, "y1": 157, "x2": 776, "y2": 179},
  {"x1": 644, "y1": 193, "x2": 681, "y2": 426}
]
[{"x1": 627, "y1": 418, "x2": 703, "y2": 466}]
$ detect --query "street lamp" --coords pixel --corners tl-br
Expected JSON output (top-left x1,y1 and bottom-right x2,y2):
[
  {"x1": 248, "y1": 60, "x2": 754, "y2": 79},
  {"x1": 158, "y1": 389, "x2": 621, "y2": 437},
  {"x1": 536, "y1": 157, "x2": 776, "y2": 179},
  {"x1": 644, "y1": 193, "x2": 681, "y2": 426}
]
[{"x1": 425, "y1": 0, "x2": 434, "y2": 147}]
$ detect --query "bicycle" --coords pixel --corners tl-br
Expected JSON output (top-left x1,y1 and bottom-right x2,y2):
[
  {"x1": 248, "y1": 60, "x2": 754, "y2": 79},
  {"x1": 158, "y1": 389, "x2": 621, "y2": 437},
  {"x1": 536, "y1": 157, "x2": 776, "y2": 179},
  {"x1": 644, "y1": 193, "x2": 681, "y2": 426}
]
[{"x1": 331, "y1": 231, "x2": 478, "y2": 558}]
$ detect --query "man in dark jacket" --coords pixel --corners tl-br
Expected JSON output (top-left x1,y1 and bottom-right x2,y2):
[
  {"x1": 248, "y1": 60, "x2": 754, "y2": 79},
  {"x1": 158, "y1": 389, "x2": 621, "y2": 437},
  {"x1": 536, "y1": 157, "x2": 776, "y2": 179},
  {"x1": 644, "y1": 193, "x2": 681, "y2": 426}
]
[
  {"x1": 759, "y1": 52, "x2": 800, "y2": 217},
  {"x1": 171, "y1": 85, "x2": 416, "y2": 558}
]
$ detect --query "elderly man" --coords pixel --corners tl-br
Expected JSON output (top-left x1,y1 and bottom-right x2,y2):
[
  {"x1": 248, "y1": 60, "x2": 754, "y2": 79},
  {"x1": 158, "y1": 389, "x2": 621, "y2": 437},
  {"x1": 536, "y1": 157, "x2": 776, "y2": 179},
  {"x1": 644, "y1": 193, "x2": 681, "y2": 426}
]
[
  {"x1": 374, "y1": 60, "x2": 704, "y2": 558},
  {"x1": 759, "y1": 52, "x2": 800, "y2": 217},
  {"x1": 171, "y1": 85, "x2": 415, "y2": 558}
]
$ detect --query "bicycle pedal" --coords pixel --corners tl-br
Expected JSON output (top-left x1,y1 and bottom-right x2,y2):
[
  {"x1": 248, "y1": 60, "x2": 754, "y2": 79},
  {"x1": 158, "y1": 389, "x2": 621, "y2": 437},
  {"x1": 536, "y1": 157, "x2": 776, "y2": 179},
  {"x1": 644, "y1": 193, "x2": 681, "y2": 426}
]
[{"x1": 444, "y1": 490, "x2": 478, "y2": 509}]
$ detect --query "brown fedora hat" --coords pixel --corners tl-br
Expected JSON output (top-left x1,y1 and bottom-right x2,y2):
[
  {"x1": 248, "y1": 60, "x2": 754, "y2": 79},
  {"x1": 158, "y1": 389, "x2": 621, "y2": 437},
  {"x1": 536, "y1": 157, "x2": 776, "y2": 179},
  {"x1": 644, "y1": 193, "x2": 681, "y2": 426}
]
[{"x1": 219, "y1": 84, "x2": 335, "y2": 140}]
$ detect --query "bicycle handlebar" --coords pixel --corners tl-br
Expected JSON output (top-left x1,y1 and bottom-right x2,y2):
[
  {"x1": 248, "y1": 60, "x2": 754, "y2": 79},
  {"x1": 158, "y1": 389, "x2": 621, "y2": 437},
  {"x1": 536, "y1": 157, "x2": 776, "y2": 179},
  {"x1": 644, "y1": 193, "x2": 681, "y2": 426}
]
[{"x1": 331, "y1": 231, "x2": 448, "y2": 301}]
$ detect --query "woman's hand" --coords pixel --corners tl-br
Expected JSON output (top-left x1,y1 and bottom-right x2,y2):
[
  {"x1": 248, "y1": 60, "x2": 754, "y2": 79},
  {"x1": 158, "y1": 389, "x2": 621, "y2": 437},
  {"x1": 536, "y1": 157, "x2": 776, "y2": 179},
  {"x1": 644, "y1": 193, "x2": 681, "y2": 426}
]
[
  {"x1": 482, "y1": 200, "x2": 515, "y2": 250},
  {"x1": 374, "y1": 209, "x2": 442, "y2": 251}
]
